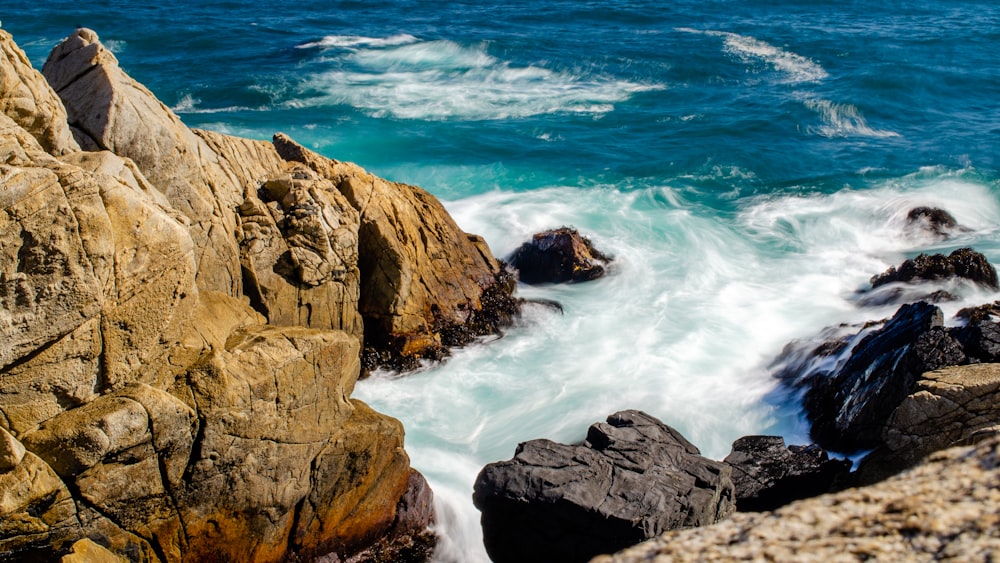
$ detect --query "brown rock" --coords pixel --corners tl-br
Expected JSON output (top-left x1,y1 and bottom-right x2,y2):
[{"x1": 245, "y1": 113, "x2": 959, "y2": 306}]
[
  {"x1": 0, "y1": 30, "x2": 79, "y2": 155},
  {"x1": 594, "y1": 436, "x2": 1000, "y2": 563},
  {"x1": 273, "y1": 133, "x2": 519, "y2": 369},
  {"x1": 61, "y1": 538, "x2": 126, "y2": 563},
  {"x1": 238, "y1": 163, "x2": 363, "y2": 336},
  {"x1": 43, "y1": 29, "x2": 286, "y2": 295},
  {"x1": 508, "y1": 227, "x2": 612, "y2": 284}
]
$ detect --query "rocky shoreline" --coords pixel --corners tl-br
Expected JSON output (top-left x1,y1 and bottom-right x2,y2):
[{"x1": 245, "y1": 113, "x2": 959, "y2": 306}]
[
  {"x1": 474, "y1": 232, "x2": 1000, "y2": 560},
  {"x1": 0, "y1": 27, "x2": 520, "y2": 561},
  {"x1": 3, "y1": 25, "x2": 1000, "y2": 563}
]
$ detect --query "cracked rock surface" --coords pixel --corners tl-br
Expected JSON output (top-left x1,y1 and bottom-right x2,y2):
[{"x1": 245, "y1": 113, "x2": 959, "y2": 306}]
[{"x1": 473, "y1": 410, "x2": 735, "y2": 563}]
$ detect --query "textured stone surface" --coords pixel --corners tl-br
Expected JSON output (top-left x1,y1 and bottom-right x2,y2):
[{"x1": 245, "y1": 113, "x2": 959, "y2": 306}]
[
  {"x1": 508, "y1": 227, "x2": 612, "y2": 284},
  {"x1": 237, "y1": 162, "x2": 363, "y2": 337},
  {"x1": 905, "y1": 206, "x2": 959, "y2": 238},
  {"x1": 594, "y1": 436, "x2": 1000, "y2": 563},
  {"x1": 856, "y1": 363, "x2": 1000, "y2": 483},
  {"x1": 0, "y1": 30, "x2": 79, "y2": 155},
  {"x1": 724, "y1": 436, "x2": 850, "y2": 512},
  {"x1": 43, "y1": 29, "x2": 287, "y2": 295},
  {"x1": 473, "y1": 410, "x2": 734, "y2": 563},
  {"x1": 870, "y1": 247, "x2": 998, "y2": 290},
  {"x1": 2, "y1": 27, "x2": 442, "y2": 562},
  {"x1": 273, "y1": 133, "x2": 519, "y2": 369}
]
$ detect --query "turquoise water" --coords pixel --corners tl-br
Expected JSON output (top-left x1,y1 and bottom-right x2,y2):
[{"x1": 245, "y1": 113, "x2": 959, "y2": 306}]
[{"x1": 5, "y1": 2, "x2": 1000, "y2": 560}]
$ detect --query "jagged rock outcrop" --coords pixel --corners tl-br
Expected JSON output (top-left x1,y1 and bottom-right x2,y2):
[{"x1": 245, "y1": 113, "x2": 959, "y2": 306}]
[
  {"x1": 473, "y1": 410, "x2": 734, "y2": 563},
  {"x1": 508, "y1": 227, "x2": 612, "y2": 284},
  {"x1": 594, "y1": 435, "x2": 1000, "y2": 563},
  {"x1": 42, "y1": 28, "x2": 287, "y2": 296},
  {"x1": 780, "y1": 298, "x2": 1000, "y2": 454},
  {"x1": 905, "y1": 206, "x2": 960, "y2": 238},
  {"x1": 801, "y1": 301, "x2": 963, "y2": 452},
  {"x1": 0, "y1": 27, "x2": 490, "y2": 561},
  {"x1": 869, "y1": 247, "x2": 998, "y2": 290},
  {"x1": 0, "y1": 30, "x2": 79, "y2": 155},
  {"x1": 723, "y1": 436, "x2": 850, "y2": 512},
  {"x1": 272, "y1": 133, "x2": 520, "y2": 370}
]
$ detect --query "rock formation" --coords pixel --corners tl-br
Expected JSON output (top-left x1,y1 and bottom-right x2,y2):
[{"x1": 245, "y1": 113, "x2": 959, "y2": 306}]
[
  {"x1": 1, "y1": 26, "x2": 516, "y2": 561},
  {"x1": 472, "y1": 410, "x2": 734, "y2": 563},
  {"x1": 507, "y1": 227, "x2": 612, "y2": 284},
  {"x1": 723, "y1": 436, "x2": 850, "y2": 512},
  {"x1": 869, "y1": 247, "x2": 998, "y2": 290},
  {"x1": 905, "y1": 206, "x2": 960, "y2": 238},
  {"x1": 594, "y1": 435, "x2": 1000, "y2": 563}
]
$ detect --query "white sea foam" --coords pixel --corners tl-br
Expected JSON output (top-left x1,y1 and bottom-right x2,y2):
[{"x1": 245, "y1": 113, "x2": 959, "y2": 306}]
[
  {"x1": 354, "y1": 170, "x2": 1000, "y2": 562},
  {"x1": 802, "y1": 98, "x2": 901, "y2": 138},
  {"x1": 295, "y1": 33, "x2": 419, "y2": 50},
  {"x1": 291, "y1": 37, "x2": 662, "y2": 120},
  {"x1": 170, "y1": 93, "x2": 258, "y2": 114},
  {"x1": 677, "y1": 27, "x2": 828, "y2": 84}
]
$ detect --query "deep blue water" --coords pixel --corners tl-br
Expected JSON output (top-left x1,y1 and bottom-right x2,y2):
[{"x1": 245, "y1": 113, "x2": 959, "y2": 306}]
[{"x1": 5, "y1": 2, "x2": 1000, "y2": 560}]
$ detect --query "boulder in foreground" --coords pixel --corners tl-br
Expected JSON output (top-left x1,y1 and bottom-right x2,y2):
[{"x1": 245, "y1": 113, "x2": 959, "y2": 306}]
[{"x1": 472, "y1": 410, "x2": 734, "y2": 563}]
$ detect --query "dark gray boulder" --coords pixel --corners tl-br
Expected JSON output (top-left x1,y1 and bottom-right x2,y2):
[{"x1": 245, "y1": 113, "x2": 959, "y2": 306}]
[
  {"x1": 723, "y1": 436, "x2": 850, "y2": 512},
  {"x1": 869, "y1": 248, "x2": 998, "y2": 290},
  {"x1": 507, "y1": 227, "x2": 612, "y2": 284},
  {"x1": 803, "y1": 301, "x2": 966, "y2": 453},
  {"x1": 472, "y1": 410, "x2": 734, "y2": 563},
  {"x1": 905, "y1": 206, "x2": 959, "y2": 238}
]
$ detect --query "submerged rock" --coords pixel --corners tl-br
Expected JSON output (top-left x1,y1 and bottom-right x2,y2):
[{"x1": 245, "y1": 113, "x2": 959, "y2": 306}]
[
  {"x1": 724, "y1": 436, "x2": 850, "y2": 512},
  {"x1": 508, "y1": 227, "x2": 612, "y2": 284},
  {"x1": 905, "y1": 206, "x2": 959, "y2": 238},
  {"x1": 473, "y1": 410, "x2": 734, "y2": 563}
]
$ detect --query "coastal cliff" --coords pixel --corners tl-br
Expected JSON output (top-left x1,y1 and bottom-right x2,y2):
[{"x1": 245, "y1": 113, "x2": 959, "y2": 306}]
[{"x1": 0, "y1": 27, "x2": 515, "y2": 561}]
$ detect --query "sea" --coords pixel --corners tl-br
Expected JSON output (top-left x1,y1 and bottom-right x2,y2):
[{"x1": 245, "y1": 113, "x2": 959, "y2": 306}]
[{"x1": 5, "y1": 1, "x2": 1000, "y2": 560}]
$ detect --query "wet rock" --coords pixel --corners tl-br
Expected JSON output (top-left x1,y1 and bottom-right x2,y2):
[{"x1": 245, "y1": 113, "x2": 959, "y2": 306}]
[
  {"x1": 905, "y1": 206, "x2": 958, "y2": 238},
  {"x1": 508, "y1": 227, "x2": 612, "y2": 284},
  {"x1": 473, "y1": 410, "x2": 734, "y2": 563},
  {"x1": 802, "y1": 301, "x2": 966, "y2": 453},
  {"x1": 869, "y1": 247, "x2": 998, "y2": 290},
  {"x1": 723, "y1": 436, "x2": 850, "y2": 512}
]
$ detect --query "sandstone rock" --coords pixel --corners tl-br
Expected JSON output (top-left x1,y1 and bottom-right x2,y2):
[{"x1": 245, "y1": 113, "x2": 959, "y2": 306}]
[
  {"x1": 507, "y1": 227, "x2": 612, "y2": 284},
  {"x1": 238, "y1": 163, "x2": 363, "y2": 336},
  {"x1": 0, "y1": 30, "x2": 79, "y2": 155},
  {"x1": 61, "y1": 538, "x2": 125, "y2": 563},
  {"x1": 273, "y1": 133, "x2": 519, "y2": 369},
  {"x1": 724, "y1": 436, "x2": 850, "y2": 512},
  {"x1": 855, "y1": 363, "x2": 1000, "y2": 484},
  {"x1": 473, "y1": 410, "x2": 734, "y2": 563},
  {"x1": 0, "y1": 448, "x2": 78, "y2": 559},
  {"x1": 594, "y1": 436, "x2": 1000, "y2": 563},
  {"x1": 869, "y1": 247, "x2": 998, "y2": 290},
  {"x1": 43, "y1": 29, "x2": 287, "y2": 295},
  {"x1": 2, "y1": 27, "x2": 438, "y2": 562}
]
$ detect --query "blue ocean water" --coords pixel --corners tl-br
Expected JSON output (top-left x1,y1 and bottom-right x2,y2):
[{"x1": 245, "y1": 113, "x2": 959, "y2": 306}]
[{"x1": 5, "y1": 2, "x2": 1000, "y2": 560}]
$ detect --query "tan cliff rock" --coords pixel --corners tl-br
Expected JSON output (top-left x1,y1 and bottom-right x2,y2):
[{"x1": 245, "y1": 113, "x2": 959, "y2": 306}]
[{"x1": 0, "y1": 26, "x2": 516, "y2": 561}]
